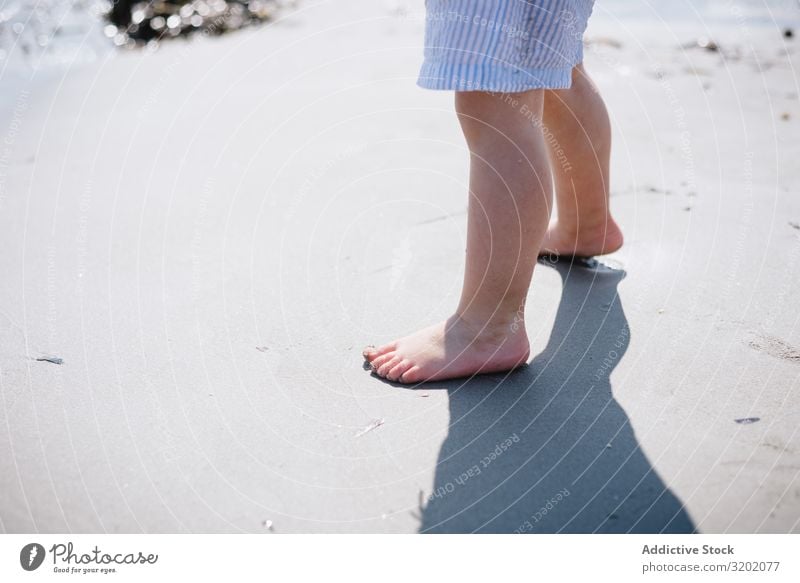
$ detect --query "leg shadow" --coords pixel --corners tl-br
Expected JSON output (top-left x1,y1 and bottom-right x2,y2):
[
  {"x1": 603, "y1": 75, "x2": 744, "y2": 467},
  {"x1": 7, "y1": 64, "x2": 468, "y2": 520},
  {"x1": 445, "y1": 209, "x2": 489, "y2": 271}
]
[{"x1": 419, "y1": 258, "x2": 695, "y2": 533}]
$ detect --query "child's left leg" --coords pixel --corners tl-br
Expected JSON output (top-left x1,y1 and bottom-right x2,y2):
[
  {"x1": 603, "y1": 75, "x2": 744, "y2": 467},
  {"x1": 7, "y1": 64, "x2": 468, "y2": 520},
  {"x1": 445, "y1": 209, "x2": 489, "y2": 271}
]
[{"x1": 364, "y1": 90, "x2": 553, "y2": 383}]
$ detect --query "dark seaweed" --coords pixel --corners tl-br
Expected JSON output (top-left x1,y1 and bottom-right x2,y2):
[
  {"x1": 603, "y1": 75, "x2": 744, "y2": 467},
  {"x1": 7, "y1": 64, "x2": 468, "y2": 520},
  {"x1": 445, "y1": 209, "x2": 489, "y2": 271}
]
[{"x1": 106, "y1": 0, "x2": 285, "y2": 44}]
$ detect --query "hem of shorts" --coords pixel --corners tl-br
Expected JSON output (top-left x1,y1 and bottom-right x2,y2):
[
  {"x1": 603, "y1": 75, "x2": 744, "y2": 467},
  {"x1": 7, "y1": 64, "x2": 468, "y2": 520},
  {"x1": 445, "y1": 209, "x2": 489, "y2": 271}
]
[{"x1": 417, "y1": 61, "x2": 575, "y2": 92}]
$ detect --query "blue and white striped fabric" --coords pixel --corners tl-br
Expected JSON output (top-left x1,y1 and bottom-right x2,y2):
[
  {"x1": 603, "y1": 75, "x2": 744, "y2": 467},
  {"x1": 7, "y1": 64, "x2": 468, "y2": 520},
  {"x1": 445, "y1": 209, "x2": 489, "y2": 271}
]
[{"x1": 419, "y1": 0, "x2": 595, "y2": 92}]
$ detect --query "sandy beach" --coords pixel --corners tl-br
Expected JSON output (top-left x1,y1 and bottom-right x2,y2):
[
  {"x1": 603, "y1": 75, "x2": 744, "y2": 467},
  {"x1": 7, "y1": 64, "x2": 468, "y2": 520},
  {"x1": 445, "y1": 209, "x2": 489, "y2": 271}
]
[{"x1": 1, "y1": 0, "x2": 799, "y2": 533}]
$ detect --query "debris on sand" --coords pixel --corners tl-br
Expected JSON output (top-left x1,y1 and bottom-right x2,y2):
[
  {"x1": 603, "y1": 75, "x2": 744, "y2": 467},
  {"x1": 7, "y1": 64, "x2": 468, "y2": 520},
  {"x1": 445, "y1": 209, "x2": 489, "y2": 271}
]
[
  {"x1": 255, "y1": 346, "x2": 270, "y2": 352},
  {"x1": 262, "y1": 519, "x2": 274, "y2": 531},
  {"x1": 35, "y1": 355, "x2": 63, "y2": 365},
  {"x1": 684, "y1": 66, "x2": 713, "y2": 77},
  {"x1": 789, "y1": 221, "x2": 800, "y2": 230},
  {"x1": 747, "y1": 334, "x2": 800, "y2": 363},
  {"x1": 781, "y1": 112, "x2": 791, "y2": 121},
  {"x1": 683, "y1": 37, "x2": 719, "y2": 52},
  {"x1": 784, "y1": 28, "x2": 794, "y2": 39},
  {"x1": 354, "y1": 418, "x2": 384, "y2": 438},
  {"x1": 734, "y1": 417, "x2": 760, "y2": 425}
]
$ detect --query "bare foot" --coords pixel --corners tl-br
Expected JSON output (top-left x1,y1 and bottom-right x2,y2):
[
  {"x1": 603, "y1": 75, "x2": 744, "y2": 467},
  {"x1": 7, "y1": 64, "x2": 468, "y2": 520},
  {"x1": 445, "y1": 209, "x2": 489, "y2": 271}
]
[
  {"x1": 539, "y1": 218, "x2": 624, "y2": 257},
  {"x1": 362, "y1": 315, "x2": 530, "y2": 384}
]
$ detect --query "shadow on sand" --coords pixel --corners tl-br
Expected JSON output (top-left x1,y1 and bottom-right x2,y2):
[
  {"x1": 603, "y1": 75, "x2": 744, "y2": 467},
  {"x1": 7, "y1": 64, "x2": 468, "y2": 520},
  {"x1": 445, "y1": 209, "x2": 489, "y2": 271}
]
[{"x1": 416, "y1": 258, "x2": 695, "y2": 533}]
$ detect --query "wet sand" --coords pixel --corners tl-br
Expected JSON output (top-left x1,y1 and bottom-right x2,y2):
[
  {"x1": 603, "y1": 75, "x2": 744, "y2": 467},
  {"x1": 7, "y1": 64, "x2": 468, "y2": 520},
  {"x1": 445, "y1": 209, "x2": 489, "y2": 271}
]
[{"x1": 0, "y1": 0, "x2": 798, "y2": 533}]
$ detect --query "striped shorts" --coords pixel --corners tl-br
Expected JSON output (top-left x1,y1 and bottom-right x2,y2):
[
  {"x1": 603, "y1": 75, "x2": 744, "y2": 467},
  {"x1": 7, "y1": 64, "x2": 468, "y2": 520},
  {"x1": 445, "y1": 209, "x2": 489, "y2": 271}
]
[{"x1": 418, "y1": 0, "x2": 594, "y2": 92}]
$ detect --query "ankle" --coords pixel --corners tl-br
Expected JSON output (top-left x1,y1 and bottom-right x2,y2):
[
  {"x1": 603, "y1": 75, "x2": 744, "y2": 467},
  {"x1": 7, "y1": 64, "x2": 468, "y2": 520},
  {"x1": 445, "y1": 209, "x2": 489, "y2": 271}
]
[
  {"x1": 452, "y1": 308, "x2": 528, "y2": 339},
  {"x1": 554, "y1": 215, "x2": 619, "y2": 238}
]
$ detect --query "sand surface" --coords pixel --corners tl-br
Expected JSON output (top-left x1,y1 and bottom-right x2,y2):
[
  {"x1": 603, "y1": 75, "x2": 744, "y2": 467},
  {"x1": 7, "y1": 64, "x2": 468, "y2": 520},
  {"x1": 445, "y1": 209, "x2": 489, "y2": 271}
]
[{"x1": 1, "y1": 0, "x2": 799, "y2": 533}]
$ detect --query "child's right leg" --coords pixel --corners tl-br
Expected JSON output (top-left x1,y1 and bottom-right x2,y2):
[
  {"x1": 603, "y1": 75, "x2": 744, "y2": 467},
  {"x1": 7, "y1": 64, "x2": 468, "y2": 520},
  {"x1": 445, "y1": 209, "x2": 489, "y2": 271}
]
[{"x1": 540, "y1": 64, "x2": 623, "y2": 257}]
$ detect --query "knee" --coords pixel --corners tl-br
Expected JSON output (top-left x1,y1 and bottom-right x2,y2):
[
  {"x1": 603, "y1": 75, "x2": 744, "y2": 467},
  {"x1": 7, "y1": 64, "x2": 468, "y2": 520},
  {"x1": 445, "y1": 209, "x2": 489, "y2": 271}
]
[
  {"x1": 455, "y1": 90, "x2": 543, "y2": 145},
  {"x1": 454, "y1": 91, "x2": 497, "y2": 122},
  {"x1": 455, "y1": 92, "x2": 496, "y2": 144}
]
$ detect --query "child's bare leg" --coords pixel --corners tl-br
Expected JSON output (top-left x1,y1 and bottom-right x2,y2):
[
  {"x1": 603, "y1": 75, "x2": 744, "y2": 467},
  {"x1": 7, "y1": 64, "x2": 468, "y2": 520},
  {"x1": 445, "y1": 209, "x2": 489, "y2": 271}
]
[
  {"x1": 364, "y1": 90, "x2": 552, "y2": 384},
  {"x1": 540, "y1": 64, "x2": 623, "y2": 257}
]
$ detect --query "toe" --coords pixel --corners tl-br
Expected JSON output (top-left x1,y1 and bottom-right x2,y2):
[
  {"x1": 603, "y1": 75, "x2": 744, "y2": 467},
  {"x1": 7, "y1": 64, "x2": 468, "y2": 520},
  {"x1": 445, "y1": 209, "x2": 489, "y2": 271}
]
[
  {"x1": 386, "y1": 360, "x2": 412, "y2": 382},
  {"x1": 377, "y1": 356, "x2": 402, "y2": 378},
  {"x1": 369, "y1": 352, "x2": 396, "y2": 372},
  {"x1": 399, "y1": 365, "x2": 422, "y2": 384},
  {"x1": 363, "y1": 341, "x2": 396, "y2": 362}
]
